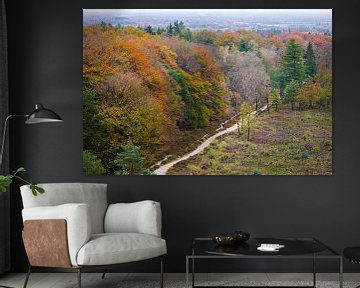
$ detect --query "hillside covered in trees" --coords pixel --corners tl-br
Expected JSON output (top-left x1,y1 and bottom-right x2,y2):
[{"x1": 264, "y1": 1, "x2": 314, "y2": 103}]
[{"x1": 83, "y1": 21, "x2": 332, "y2": 175}]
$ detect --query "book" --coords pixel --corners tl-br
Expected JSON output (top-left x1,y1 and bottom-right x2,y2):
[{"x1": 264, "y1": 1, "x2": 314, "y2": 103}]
[{"x1": 257, "y1": 243, "x2": 285, "y2": 252}]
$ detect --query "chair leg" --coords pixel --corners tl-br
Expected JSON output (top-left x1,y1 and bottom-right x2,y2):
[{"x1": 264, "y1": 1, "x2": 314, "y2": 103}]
[
  {"x1": 101, "y1": 270, "x2": 107, "y2": 279},
  {"x1": 77, "y1": 269, "x2": 81, "y2": 288},
  {"x1": 160, "y1": 257, "x2": 164, "y2": 288},
  {"x1": 23, "y1": 266, "x2": 31, "y2": 288}
]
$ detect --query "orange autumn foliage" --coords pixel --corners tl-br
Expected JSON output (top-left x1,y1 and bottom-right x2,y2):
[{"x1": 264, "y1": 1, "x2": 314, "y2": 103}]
[{"x1": 83, "y1": 23, "x2": 332, "y2": 174}]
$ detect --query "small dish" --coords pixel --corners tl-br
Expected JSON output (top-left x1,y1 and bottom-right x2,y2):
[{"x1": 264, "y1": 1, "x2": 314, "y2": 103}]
[{"x1": 212, "y1": 233, "x2": 238, "y2": 245}]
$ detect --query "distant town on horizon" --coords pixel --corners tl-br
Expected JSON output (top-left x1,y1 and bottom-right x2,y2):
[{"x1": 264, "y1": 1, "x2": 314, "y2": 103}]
[{"x1": 83, "y1": 9, "x2": 332, "y2": 34}]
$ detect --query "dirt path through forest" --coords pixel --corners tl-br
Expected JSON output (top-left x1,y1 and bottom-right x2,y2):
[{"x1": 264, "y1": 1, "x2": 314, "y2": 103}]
[
  {"x1": 153, "y1": 121, "x2": 239, "y2": 175},
  {"x1": 153, "y1": 106, "x2": 266, "y2": 175}
]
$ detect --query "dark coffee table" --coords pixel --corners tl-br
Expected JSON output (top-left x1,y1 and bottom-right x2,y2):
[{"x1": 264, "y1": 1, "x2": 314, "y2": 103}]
[{"x1": 186, "y1": 237, "x2": 342, "y2": 288}]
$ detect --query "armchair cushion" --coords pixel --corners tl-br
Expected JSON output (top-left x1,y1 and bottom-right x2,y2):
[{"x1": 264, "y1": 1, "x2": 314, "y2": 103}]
[
  {"x1": 104, "y1": 201, "x2": 162, "y2": 237},
  {"x1": 22, "y1": 203, "x2": 91, "y2": 266},
  {"x1": 76, "y1": 233, "x2": 167, "y2": 266},
  {"x1": 21, "y1": 183, "x2": 108, "y2": 234}
]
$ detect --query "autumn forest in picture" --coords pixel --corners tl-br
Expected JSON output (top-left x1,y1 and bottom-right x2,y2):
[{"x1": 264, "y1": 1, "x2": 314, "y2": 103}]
[{"x1": 83, "y1": 9, "x2": 332, "y2": 175}]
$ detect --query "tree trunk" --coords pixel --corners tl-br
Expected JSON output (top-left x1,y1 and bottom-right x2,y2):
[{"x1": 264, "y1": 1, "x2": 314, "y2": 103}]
[
  {"x1": 291, "y1": 102, "x2": 294, "y2": 110},
  {"x1": 237, "y1": 121, "x2": 241, "y2": 135}
]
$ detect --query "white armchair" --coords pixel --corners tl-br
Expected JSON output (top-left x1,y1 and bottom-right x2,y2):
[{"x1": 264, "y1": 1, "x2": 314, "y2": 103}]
[{"x1": 20, "y1": 183, "x2": 166, "y2": 288}]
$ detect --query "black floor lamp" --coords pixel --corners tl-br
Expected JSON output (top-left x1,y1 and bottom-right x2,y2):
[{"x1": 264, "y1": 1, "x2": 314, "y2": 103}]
[{"x1": 0, "y1": 103, "x2": 62, "y2": 288}]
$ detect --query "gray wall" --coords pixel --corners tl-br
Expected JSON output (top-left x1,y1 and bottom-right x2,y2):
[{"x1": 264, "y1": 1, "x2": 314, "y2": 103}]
[
  {"x1": 5, "y1": 0, "x2": 360, "y2": 273},
  {"x1": 0, "y1": 0, "x2": 10, "y2": 274}
]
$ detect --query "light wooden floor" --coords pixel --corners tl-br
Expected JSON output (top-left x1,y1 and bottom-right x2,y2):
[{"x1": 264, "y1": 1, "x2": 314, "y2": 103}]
[{"x1": 1, "y1": 273, "x2": 359, "y2": 288}]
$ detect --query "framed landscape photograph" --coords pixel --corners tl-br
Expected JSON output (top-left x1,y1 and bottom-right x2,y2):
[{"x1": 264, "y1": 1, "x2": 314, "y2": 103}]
[{"x1": 83, "y1": 9, "x2": 332, "y2": 175}]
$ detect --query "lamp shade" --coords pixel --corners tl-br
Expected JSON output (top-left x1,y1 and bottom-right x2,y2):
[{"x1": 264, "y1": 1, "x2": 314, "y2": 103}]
[{"x1": 25, "y1": 104, "x2": 63, "y2": 124}]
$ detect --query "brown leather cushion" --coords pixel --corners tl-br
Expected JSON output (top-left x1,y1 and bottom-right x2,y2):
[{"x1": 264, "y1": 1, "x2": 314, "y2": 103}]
[{"x1": 23, "y1": 219, "x2": 72, "y2": 268}]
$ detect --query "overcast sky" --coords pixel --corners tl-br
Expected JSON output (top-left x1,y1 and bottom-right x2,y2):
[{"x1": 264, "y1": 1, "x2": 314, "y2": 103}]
[{"x1": 83, "y1": 9, "x2": 332, "y2": 17}]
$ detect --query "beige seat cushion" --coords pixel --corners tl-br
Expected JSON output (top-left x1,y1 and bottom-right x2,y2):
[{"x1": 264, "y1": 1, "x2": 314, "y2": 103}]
[{"x1": 76, "y1": 233, "x2": 167, "y2": 266}]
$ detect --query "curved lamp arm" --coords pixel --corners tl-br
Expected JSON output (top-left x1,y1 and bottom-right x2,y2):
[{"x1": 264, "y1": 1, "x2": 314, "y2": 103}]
[
  {"x1": 0, "y1": 114, "x2": 28, "y2": 168},
  {"x1": 0, "y1": 104, "x2": 63, "y2": 169}
]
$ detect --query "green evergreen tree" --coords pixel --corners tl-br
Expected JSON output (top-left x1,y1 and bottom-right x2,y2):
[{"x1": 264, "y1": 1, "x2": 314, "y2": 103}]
[
  {"x1": 156, "y1": 27, "x2": 165, "y2": 35},
  {"x1": 100, "y1": 21, "x2": 109, "y2": 29},
  {"x1": 281, "y1": 39, "x2": 305, "y2": 83},
  {"x1": 114, "y1": 140, "x2": 152, "y2": 175},
  {"x1": 304, "y1": 42, "x2": 317, "y2": 78},
  {"x1": 83, "y1": 151, "x2": 106, "y2": 175},
  {"x1": 166, "y1": 23, "x2": 173, "y2": 36},
  {"x1": 269, "y1": 70, "x2": 286, "y2": 97},
  {"x1": 238, "y1": 39, "x2": 252, "y2": 52},
  {"x1": 144, "y1": 25, "x2": 154, "y2": 35},
  {"x1": 173, "y1": 20, "x2": 185, "y2": 36},
  {"x1": 283, "y1": 80, "x2": 301, "y2": 110}
]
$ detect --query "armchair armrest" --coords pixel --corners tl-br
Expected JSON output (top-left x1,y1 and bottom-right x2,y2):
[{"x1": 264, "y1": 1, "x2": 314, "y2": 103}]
[
  {"x1": 104, "y1": 200, "x2": 162, "y2": 237},
  {"x1": 22, "y1": 203, "x2": 91, "y2": 266}
]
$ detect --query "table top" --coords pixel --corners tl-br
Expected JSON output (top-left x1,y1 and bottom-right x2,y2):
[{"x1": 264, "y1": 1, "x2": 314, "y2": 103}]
[{"x1": 190, "y1": 237, "x2": 340, "y2": 258}]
